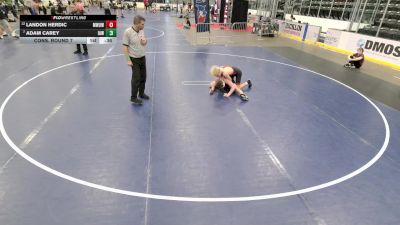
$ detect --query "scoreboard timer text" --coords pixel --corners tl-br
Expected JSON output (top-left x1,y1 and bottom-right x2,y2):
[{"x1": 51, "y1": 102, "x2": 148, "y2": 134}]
[{"x1": 20, "y1": 15, "x2": 117, "y2": 44}]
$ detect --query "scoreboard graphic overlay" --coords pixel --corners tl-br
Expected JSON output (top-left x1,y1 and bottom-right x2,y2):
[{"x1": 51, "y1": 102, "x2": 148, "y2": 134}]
[{"x1": 20, "y1": 15, "x2": 117, "y2": 44}]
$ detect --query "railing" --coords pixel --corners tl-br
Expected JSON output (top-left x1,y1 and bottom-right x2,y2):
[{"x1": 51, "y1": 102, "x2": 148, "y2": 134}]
[
  {"x1": 195, "y1": 23, "x2": 230, "y2": 44},
  {"x1": 231, "y1": 22, "x2": 254, "y2": 40},
  {"x1": 193, "y1": 21, "x2": 283, "y2": 45},
  {"x1": 195, "y1": 22, "x2": 253, "y2": 45}
]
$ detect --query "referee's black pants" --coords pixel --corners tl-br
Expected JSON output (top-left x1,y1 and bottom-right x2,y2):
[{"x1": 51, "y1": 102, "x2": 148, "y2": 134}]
[
  {"x1": 76, "y1": 44, "x2": 88, "y2": 53},
  {"x1": 130, "y1": 56, "x2": 147, "y2": 99}
]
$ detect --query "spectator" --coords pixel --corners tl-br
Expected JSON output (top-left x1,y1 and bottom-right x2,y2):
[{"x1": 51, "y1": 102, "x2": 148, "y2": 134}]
[
  {"x1": 56, "y1": 0, "x2": 64, "y2": 14},
  {"x1": 344, "y1": 48, "x2": 365, "y2": 69},
  {"x1": 4, "y1": 1, "x2": 18, "y2": 20},
  {"x1": 143, "y1": 0, "x2": 148, "y2": 12},
  {"x1": 31, "y1": 0, "x2": 39, "y2": 14},
  {"x1": 0, "y1": 2, "x2": 19, "y2": 39},
  {"x1": 103, "y1": 0, "x2": 110, "y2": 15},
  {"x1": 181, "y1": 1, "x2": 185, "y2": 14},
  {"x1": 116, "y1": 0, "x2": 124, "y2": 18},
  {"x1": 183, "y1": 16, "x2": 190, "y2": 29}
]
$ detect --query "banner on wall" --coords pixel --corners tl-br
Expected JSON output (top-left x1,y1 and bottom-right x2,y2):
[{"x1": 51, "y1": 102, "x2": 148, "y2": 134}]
[
  {"x1": 305, "y1": 25, "x2": 321, "y2": 42},
  {"x1": 281, "y1": 21, "x2": 308, "y2": 41},
  {"x1": 274, "y1": 19, "x2": 285, "y2": 33},
  {"x1": 275, "y1": 20, "x2": 319, "y2": 42},
  {"x1": 195, "y1": 0, "x2": 210, "y2": 32},
  {"x1": 324, "y1": 29, "x2": 342, "y2": 47},
  {"x1": 324, "y1": 30, "x2": 400, "y2": 65}
]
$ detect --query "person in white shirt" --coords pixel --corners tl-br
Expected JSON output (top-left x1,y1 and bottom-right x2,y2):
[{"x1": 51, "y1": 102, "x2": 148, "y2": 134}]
[{"x1": 123, "y1": 15, "x2": 149, "y2": 105}]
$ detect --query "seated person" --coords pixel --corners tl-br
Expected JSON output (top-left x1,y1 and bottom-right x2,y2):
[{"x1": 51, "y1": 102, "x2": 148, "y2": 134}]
[
  {"x1": 151, "y1": 3, "x2": 156, "y2": 13},
  {"x1": 183, "y1": 16, "x2": 191, "y2": 29},
  {"x1": 344, "y1": 48, "x2": 365, "y2": 69}
]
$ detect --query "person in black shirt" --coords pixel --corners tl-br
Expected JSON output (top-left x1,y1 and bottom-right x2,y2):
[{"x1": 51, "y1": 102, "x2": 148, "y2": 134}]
[
  {"x1": 344, "y1": 48, "x2": 365, "y2": 69},
  {"x1": 183, "y1": 16, "x2": 190, "y2": 29}
]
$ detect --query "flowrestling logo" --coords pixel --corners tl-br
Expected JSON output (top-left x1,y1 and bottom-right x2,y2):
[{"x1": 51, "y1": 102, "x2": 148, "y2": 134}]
[
  {"x1": 51, "y1": 16, "x2": 87, "y2": 20},
  {"x1": 363, "y1": 39, "x2": 400, "y2": 57}
]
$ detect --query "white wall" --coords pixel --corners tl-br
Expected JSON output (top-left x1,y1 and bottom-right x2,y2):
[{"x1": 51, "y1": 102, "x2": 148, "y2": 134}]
[
  {"x1": 284, "y1": 14, "x2": 368, "y2": 33},
  {"x1": 325, "y1": 29, "x2": 400, "y2": 65},
  {"x1": 248, "y1": 9, "x2": 258, "y2": 15},
  {"x1": 248, "y1": 10, "x2": 272, "y2": 17}
]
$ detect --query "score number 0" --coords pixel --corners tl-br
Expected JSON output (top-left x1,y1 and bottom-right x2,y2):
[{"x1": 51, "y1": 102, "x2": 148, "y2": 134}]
[{"x1": 106, "y1": 20, "x2": 117, "y2": 29}]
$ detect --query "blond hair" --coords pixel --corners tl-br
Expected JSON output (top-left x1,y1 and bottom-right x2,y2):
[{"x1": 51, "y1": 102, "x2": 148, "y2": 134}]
[{"x1": 209, "y1": 65, "x2": 221, "y2": 77}]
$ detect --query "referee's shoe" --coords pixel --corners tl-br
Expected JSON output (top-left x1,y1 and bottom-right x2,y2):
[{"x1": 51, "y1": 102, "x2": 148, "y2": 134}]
[{"x1": 131, "y1": 98, "x2": 143, "y2": 105}]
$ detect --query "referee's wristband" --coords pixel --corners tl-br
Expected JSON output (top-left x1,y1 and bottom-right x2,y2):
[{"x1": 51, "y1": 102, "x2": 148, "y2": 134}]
[{"x1": 125, "y1": 55, "x2": 131, "y2": 61}]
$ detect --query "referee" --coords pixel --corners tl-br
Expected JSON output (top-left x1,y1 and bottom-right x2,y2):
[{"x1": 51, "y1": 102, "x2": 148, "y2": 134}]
[
  {"x1": 123, "y1": 15, "x2": 149, "y2": 105},
  {"x1": 72, "y1": 0, "x2": 88, "y2": 55}
]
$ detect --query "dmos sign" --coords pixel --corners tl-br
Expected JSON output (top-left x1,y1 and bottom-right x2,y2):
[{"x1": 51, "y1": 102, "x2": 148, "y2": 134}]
[
  {"x1": 325, "y1": 29, "x2": 400, "y2": 65},
  {"x1": 363, "y1": 40, "x2": 400, "y2": 57}
]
